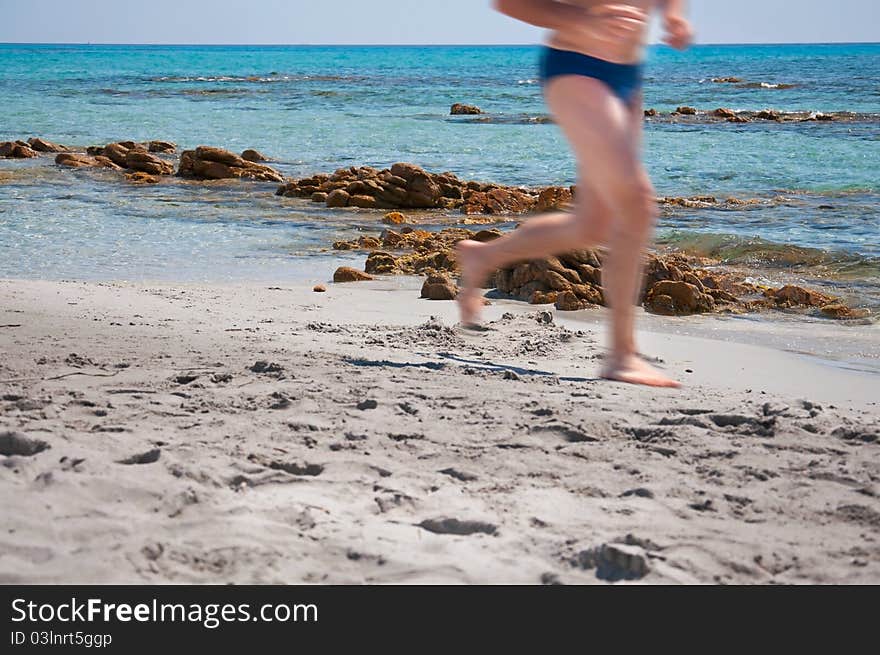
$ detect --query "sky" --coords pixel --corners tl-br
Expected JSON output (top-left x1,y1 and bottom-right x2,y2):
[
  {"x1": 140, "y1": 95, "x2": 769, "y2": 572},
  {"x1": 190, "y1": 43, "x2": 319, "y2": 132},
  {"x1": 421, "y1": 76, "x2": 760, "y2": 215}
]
[{"x1": 0, "y1": 0, "x2": 877, "y2": 45}]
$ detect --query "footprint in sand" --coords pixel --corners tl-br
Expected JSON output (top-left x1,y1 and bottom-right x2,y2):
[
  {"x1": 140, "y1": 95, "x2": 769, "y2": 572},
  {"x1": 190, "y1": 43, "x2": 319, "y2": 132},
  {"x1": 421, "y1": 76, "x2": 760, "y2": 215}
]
[
  {"x1": 0, "y1": 431, "x2": 50, "y2": 457},
  {"x1": 573, "y1": 543, "x2": 651, "y2": 582},
  {"x1": 418, "y1": 518, "x2": 497, "y2": 536},
  {"x1": 117, "y1": 448, "x2": 161, "y2": 465}
]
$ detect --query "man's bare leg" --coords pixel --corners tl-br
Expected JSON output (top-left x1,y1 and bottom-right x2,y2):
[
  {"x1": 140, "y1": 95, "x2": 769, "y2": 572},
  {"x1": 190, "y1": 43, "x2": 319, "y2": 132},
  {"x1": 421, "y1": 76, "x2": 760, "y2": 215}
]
[
  {"x1": 542, "y1": 76, "x2": 678, "y2": 387},
  {"x1": 455, "y1": 185, "x2": 612, "y2": 325}
]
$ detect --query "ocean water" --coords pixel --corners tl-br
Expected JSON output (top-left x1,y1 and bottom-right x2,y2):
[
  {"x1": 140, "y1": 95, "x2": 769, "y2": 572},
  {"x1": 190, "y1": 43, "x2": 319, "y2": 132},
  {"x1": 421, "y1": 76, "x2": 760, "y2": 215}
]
[{"x1": 1, "y1": 43, "x2": 878, "y2": 298}]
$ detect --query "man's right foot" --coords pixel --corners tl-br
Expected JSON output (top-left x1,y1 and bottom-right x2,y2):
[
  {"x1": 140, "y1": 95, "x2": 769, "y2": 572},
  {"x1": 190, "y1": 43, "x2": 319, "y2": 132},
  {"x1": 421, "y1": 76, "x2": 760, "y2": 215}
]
[{"x1": 455, "y1": 239, "x2": 491, "y2": 326}]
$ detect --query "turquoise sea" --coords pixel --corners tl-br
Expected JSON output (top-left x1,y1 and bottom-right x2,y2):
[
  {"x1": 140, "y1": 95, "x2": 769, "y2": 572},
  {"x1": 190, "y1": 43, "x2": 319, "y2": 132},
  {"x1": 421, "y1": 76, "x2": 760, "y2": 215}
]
[{"x1": 0, "y1": 43, "x2": 878, "y2": 302}]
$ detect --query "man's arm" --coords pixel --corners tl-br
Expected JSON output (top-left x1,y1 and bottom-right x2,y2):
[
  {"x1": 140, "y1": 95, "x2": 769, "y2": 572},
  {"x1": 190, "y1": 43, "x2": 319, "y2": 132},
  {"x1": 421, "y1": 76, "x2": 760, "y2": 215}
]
[
  {"x1": 658, "y1": 0, "x2": 686, "y2": 15},
  {"x1": 658, "y1": 0, "x2": 693, "y2": 50}
]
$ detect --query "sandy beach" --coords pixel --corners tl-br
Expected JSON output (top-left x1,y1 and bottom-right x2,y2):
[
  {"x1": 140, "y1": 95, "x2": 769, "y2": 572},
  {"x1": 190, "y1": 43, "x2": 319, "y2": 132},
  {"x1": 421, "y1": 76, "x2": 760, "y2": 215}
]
[{"x1": 1, "y1": 277, "x2": 877, "y2": 584}]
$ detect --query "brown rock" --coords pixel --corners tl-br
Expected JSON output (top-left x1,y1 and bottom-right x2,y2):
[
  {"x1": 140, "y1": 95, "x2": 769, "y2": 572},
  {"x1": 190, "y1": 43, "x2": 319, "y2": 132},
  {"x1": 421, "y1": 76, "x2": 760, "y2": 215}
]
[
  {"x1": 326, "y1": 189, "x2": 350, "y2": 208},
  {"x1": 531, "y1": 291, "x2": 559, "y2": 305},
  {"x1": 241, "y1": 149, "x2": 268, "y2": 162},
  {"x1": 147, "y1": 140, "x2": 176, "y2": 153},
  {"x1": 462, "y1": 188, "x2": 536, "y2": 215},
  {"x1": 27, "y1": 137, "x2": 69, "y2": 153},
  {"x1": 125, "y1": 150, "x2": 174, "y2": 176},
  {"x1": 555, "y1": 291, "x2": 588, "y2": 312},
  {"x1": 124, "y1": 171, "x2": 160, "y2": 184},
  {"x1": 194, "y1": 146, "x2": 244, "y2": 167},
  {"x1": 333, "y1": 267, "x2": 374, "y2": 283},
  {"x1": 178, "y1": 146, "x2": 283, "y2": 182},
  {"x1": 644, "y1": 108, "x2": 658, "y2": 117},
  {"x1": 421, "y1": 273, "x2": 459, "y2": 300},
  {"x1": 713, "y1": 108, "x2": 737, "y2": 119},
  {"x1": 311, "y1": 192, "x2": 328, "y2": 203},
  {"x1": 382, "y1": 212, "x2": 407, "y2": 225},
  {"x1": 675, "y1": 106, "x2": 697, "y2": 115},
  {"x1": 357, "y1": 236, "x2": 382, "y2": 249},
  {"x1": 313, "y1": 284, "x2": 327, "y2": 293},
  {"x1": 0, "y1": 142, "x2": 38, "y2": 158},
  {"x1": 756, "y1": 109, "x2": 782, "y2": 121},
  {"x1": 536, "y1": 186, "x2": 573, "y2": 212},
  {"x1": 471, "y1": 229, "x2": 502, "y2": 243},
  {"x1": 450, "y1": 103, "x2": 482, "y2": 115},
  {"x1": 365, "y1": 252, "x2": 397, "y2": 274},
  {"x1": 103, "y1": 142, "x2": 136, "y2": 167},
  {"x1": 645, "y1": 281, "x2": 715, "y2": 315},
  {"x1": 765, "y1": 285, "x2": 833, "y2": 307},
  {"x1": 54, "y1": 153, "x2": 122, "y2": 170},
  {"x1": 712, "y1": 77, "x2": 743, "y2": 83},
  {"x1": 349, "y1": 194, "x2": 378, "y2": 209}
]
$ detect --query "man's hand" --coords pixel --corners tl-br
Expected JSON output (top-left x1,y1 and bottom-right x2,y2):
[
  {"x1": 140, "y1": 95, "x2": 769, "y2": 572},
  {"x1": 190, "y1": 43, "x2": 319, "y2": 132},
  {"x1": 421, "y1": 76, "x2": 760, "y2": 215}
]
[{"x1": 662, "y1": 13, "x2": 694, "y2": 50}]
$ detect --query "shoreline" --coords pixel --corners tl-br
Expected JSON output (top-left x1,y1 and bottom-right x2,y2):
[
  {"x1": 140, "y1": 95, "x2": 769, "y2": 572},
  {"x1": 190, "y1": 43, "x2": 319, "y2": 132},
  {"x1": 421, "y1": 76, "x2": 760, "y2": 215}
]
[{"x1": 1, "y1": 277, "x2": 878, "y2": 584}]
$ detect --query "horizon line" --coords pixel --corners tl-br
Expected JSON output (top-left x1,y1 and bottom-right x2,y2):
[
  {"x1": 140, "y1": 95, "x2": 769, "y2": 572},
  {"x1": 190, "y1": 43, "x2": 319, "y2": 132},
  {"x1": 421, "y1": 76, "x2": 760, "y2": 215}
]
[{"x1": 1, "y1": 40, "x2": 879, "y2": 47}]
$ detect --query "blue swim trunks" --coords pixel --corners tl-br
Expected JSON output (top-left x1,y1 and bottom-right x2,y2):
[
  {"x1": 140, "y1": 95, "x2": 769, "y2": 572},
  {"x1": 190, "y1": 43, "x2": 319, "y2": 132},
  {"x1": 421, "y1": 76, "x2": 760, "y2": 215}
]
[{"x1": 539, "y1": 47, "x2": 644, "y2": 105}]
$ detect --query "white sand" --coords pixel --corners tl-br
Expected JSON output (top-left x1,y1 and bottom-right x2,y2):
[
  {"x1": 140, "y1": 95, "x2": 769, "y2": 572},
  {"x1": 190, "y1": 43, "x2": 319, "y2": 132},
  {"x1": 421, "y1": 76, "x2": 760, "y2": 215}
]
[{"x1": 1, "y1": 277, "x2": 878, "y2": 584}]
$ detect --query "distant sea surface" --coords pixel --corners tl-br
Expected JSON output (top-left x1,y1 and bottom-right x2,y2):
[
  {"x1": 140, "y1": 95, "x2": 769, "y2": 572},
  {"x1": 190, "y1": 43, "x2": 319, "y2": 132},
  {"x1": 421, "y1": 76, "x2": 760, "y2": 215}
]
[{"x1": 1, "y1": 43, "x2": 878, "y2": 302}]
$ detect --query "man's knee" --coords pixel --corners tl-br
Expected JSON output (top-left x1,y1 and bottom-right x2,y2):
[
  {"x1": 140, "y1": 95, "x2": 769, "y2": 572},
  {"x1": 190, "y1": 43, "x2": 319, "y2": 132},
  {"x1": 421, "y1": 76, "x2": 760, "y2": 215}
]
[{"x1": 608, "y1": 173, "x2": 657, "y2": 230}]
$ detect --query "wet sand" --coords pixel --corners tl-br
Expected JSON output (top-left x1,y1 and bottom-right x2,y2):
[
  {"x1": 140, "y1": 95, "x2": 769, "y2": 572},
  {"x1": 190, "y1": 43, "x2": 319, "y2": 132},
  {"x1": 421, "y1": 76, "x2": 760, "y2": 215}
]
[{"x1": 1, "y1": 278, "x2": 878, "y2": 584}]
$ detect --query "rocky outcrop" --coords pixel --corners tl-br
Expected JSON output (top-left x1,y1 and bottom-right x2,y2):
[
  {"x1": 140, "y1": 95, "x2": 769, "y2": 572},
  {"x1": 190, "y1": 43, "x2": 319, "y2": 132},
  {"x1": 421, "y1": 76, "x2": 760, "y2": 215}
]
[
  {"x1": 178, "y1": 146, "x2": 283, "y2": 182},
  {"x1": 27, "y1": 137, "x2": 69, "y2": 153},
  {"x1": 85, "y1": 142, "x2": 174, "y2": 175},
  {"x1": 55, "y1": 153, "x2": 121, "y2": 169},
  {"x1": 277, "y1": 163, "x2": 544, "y2": 215},
  {"x1": 331, "y1": 224, "x2": 861, "y2": 318},
  {"x1": 712, "y1": 108, "x2": 737, "y2": 119},
  {"x1": 450, "y1": 103, "x2": 482, "y2": 115},
  {"x1": 0, "y1": 141, "x2": 38, "y2": 159},
  {"x1": 755, "y1": 109, "x2": 782, "y2": 122},
  {"x1": 640, "y1": 109, "x2": 864, "y2": 125}
]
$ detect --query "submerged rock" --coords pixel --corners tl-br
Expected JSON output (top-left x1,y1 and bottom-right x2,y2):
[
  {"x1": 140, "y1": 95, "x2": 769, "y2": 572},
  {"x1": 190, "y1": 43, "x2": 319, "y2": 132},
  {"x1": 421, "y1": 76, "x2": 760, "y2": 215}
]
[
  {"x1": 450, "y1": 103, "x2": 482, "y2": 115},
  {"x1": 124, "y1": 171, "x2": 160, "y2": 184},
  {"x1": 55, "y1": 152, "x2": 122, "y2": 169}
]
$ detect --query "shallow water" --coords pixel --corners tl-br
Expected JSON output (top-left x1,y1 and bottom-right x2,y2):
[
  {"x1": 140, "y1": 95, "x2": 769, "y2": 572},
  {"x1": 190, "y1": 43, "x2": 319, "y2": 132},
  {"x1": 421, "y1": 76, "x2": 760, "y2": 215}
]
[{"x1": 1, "y1": 43, "x2": 878, "y2": 293}]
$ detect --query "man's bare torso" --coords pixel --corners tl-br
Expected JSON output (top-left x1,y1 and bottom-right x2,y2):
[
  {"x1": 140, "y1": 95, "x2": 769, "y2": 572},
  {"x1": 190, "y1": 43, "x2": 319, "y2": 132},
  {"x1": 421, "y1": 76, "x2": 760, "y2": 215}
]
[{"x1": 548, "y1": 1, "x2": 660, "y2": 64}]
